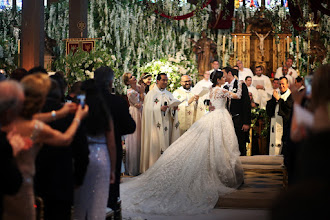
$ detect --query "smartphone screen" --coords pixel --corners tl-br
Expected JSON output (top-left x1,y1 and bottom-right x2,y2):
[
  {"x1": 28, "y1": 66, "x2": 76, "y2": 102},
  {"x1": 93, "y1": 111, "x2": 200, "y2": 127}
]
[
  {"x1": 304, "y1": 76, "x2": 312, "y2": 96},
  {"x1": 77, "y1": 94, "x2": 86, "y2": 108}
]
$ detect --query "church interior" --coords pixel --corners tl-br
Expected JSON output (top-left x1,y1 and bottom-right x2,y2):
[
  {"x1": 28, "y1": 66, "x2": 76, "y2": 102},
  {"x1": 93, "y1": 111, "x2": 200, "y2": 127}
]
[{"x1": 0, "y1": 0, "x2": 329, "y2": 219}]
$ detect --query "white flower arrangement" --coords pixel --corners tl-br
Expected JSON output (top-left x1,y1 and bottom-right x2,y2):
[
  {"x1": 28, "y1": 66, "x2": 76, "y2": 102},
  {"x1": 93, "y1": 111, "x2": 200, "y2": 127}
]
[{"x1": 139, "y1": 52, "x2": 198, "y2": 92}]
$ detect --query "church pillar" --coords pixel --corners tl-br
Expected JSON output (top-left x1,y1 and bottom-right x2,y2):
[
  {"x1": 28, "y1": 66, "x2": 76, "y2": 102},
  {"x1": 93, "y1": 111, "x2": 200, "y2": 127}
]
[
  {"x1": 21, "y1": 0, "x2": 44, "y2": 70},
  {"x1": 69, "y1": 0, "x2": 88, "y2": 38}
]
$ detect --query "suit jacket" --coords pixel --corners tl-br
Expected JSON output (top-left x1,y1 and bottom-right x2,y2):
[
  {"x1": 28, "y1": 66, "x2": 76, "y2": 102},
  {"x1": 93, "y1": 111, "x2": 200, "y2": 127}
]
[
  {"x1": 100, "y1": 90, "x2": 136, "y2": 152},
  {"x1": 34, "y1": 98, "x2": 89, "y2": 203},
  {"x1": 228, "y1": 79, "x2": 251, "y2": 125},
  {"x1": 266, "y1": 93, "x2": 294, "y2": 143},
  {"x1": 101, "y1": 89, "x2": 136, "y2": 207},
  {"x1": 0, "y1": 131, "x2": 22, "y2": 219}
]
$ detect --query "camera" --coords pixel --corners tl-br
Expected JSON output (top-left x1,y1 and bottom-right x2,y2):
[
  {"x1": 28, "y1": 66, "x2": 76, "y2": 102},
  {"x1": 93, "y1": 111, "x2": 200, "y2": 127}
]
[
  {"x1": 77, "y1": 94, "x2": 86, "y2": 109},
  {"x1": 304, "y1": 75, "x2": 313, "y2": 96}
]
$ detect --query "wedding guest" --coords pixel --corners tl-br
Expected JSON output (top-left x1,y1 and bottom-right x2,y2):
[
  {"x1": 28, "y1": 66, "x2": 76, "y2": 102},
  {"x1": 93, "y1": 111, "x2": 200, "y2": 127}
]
[
  {"x1": 223, "y1": 67, "x2": 251, "y2": 156},
  {"x1": 173, "y1": 75, "x2": 199, "y2": 135},
  {"x1": 237, "y1": 60, "x2": 253, "y2": 82},
  {"x1": 74, "y1": 79, "x2": 116, "y2": 220},
  {"x1": 34, "y1": 79, "x2": 89, "y2": 220},
  {"x1": 271, "y1": 64, "x2": 330, "y2": 220},
  {"x1": 251, "y1": 66, "x2": 273, "y2": 109},
  {"x1": 140, "y1": 73, "x2": 180, "y2": 172},
  {"x1": 275, "y1": 65, "x2": 294, "y2": 85},
  {"x1": 93, "y1": 66, "x2": 135, "y2": 220},
  {"x1": 122, "y1": 72, "x2": 143, "y2": 176},
  {"x1": 65, "y1": 81, "x2": 82, "y2": 103},
  {"x1": 275, "y1": 57, "x2": 298, "y2": 80},
  {"x1": 10, "y1": 68, "x2": 28, "y2": 81},
  {"x1": 295, "y1": 76, "x2": 305, "y2": 92},
  {"x1": 266, "y1": 77, "x2": 294, "y2": 182},
  {"x1": 0, "y1": 80, "x2": 25, "y2": 220},
  {"x1": 245, "y1": 76, "x2": 259, "y2": 107},
  {"x1": 194, "y1": 71, "x2": 213, "y2": 121},
  {"x1": 138, "y1": 72, "x2": 152, "y2": 94},
  {"x1": 272, "y1": 78, "x2": 280, "y2": 93},
  {"x1": 0, "y1": 69, "x2": 6, "y2": 81},
  {"x1": 50, "y1": 72, "x2": 67, "y2": 103},
  {"x1": 26, "y1": 66, "x2": 48, "y2": 75},
  {"x1": 2, "y1": 74, "x2": 88, "y2": 220}
]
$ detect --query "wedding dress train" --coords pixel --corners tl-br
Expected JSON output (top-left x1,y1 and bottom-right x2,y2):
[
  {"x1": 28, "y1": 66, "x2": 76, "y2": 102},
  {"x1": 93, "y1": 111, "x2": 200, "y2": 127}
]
[{"x1": 120, "y1": 86, "x2": 244, "y2": 215}]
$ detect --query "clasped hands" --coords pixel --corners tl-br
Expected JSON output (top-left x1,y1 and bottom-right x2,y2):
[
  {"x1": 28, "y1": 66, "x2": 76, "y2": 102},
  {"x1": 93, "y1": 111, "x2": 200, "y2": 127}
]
[
  {"x1": 256, "y1": 85, "x2": 265, "y2": 90},
  {"x1": 161, "y1": 105, "x2": 178, "y2": 112},
  {"x1": 188, "y1": 95, "x2": 199, "y2": 105}
]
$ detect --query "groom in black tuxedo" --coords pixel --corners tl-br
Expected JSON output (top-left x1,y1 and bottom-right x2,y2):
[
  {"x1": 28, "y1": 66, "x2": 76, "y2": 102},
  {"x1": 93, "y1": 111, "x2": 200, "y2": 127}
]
[{"x1": 222, "y1": 67, "x2": 251, "y2": 156}]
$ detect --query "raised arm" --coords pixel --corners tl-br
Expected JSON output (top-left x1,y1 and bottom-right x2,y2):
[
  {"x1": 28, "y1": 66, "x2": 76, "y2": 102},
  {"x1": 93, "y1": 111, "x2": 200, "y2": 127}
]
[
  {"x1": 224, "y1": 81, "x2": 242, "y2": 99},
  {"x1": 36, "y1": 104, "x2": 89, "y2": 146}
]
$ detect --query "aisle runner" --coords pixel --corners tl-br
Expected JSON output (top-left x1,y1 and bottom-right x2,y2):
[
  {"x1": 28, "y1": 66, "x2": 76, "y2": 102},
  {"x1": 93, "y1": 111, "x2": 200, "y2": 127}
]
[{"x1": 216, "y1": 171, "x2": 284, "y2": 209}]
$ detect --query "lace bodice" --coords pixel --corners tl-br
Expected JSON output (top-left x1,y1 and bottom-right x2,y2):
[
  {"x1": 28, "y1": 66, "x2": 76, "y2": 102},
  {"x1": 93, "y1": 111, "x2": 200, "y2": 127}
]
[
  {"x1": 127, "y1": 88, "x2": 142, "y2": 107},
  {"x1": 209, "y1": 83, "x2": 242, "y2": 110}
]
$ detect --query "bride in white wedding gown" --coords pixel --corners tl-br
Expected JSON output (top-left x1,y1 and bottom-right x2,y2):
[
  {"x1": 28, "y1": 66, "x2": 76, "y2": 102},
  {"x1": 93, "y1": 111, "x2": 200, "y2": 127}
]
[{"x1": 120, "y1": 71, "x2": 244, "y2": 215}]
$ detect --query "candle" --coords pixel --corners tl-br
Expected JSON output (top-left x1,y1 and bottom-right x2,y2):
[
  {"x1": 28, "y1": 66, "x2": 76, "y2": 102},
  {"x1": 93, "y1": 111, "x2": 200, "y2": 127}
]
[
  {"x1": 18, "y1": 39, "x2": 20, "y2": 54},
  {"x1": 222, "y1": 35, "x2": 226, "y2": 52},
  {"x1": 286, "y1": 36, "x2": 290, "y2": 52},
  {"x1": 243, "y1": 36, "x2": 245, "y2": 52},
  {"x1": 234, "y1": 35, "x2": 237, "y2": 52},
  {"x1": 296, "y1": 36, "x2": 299, "y2": 53},
  {"x1": 277, "y1": 36, "x2": 280, "y2": 52}
]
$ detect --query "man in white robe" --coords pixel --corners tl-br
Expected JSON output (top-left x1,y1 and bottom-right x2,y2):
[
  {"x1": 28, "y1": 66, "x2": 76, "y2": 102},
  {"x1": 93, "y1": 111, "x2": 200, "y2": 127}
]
[
  {"x1": 208, "y1": 60, "x2": 220, "y2": 75},
  {"x1": 251, "y1": 66, "x2": 273, "y2": 109},
  {"x1": 245, "y1": 76, "x2": 259, "y2": 106},
  {"x1": 237, "y1": 60, "x2": 253, "y2": 82},
  {"x1": 275, "y1": 57, "x2": 298, "y2": 80},
  {"x1": 140, "y1": 73, "x2": 180, "y2": 173},
  {"x1": 275, "y1": 65, "x2": 294, "y2": 86},
  {"x1": 194, "y1": 71, "x2": 213, "y2": 121},
  {"x1": 173, "y1": 75, "x2": 199, "y2": 135}
]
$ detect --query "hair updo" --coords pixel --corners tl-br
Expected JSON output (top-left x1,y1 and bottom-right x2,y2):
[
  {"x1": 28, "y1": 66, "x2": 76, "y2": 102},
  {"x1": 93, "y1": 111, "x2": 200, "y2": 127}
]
[
  {"x1": 122, "y1": 72, "x2": 131, "y2": 86},
  {"x1": 211, "y1": 70, "x2": 224, "y2": 87}
]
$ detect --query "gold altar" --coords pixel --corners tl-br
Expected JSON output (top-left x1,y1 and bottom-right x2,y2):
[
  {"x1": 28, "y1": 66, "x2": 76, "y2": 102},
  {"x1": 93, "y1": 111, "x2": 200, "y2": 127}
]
[{"x1": 230, "y1": 8, "x2": 292, "y2": 76}]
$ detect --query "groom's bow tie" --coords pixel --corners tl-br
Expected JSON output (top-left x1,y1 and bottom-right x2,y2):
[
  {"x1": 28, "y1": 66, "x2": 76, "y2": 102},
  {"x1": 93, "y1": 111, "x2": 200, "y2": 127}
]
[{"x1": 223, "y1": 85, "x2": 229, "y2": 90}]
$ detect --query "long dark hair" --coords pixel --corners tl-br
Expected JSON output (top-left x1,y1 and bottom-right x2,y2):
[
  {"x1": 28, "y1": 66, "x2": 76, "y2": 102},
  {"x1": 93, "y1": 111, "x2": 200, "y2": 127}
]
[
  {"x1": 81, "y1": 79, "x2": 111, "y2": 135},
  {"x1": 211, "y1": 70, "x2": 224, "y2": 87}
]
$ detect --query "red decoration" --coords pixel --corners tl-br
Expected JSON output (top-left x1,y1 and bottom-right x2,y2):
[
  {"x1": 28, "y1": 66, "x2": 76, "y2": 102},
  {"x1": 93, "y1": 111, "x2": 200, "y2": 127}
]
[{"x1": 209, "y1": 0, "x2": 234, "y2": 29}]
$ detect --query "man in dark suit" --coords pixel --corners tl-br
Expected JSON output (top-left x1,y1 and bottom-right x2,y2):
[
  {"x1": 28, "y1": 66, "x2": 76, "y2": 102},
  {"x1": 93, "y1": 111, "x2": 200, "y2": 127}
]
[
  {"x1": 94, "y1": 67, "x2": 136, "y2": 220},
  {"x1": 34, "y1": 78, "x2": 90, "y2": 220},
  {"x1": 266, "y1": 76, "x2": 294, "y2": 184},
  {"x1": 222, "y1": 67, "x2": 251, "y2": 156}
]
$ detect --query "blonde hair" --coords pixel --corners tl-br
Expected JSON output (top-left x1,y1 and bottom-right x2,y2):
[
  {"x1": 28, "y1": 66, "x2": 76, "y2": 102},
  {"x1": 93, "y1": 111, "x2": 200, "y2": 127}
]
[
  {"x1": 20, "y1": 73, "x2": 51, "y2": 119},
  {"x1": 122, "y1": 72, "x2": 131, "y2": 86}
]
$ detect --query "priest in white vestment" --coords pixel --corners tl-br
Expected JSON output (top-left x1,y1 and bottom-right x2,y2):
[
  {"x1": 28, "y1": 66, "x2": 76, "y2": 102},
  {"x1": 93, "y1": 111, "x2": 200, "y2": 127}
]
[
  {"x1": 140, "y1": 73, "x2": 180, "y2": 173},
  {"x1": 194, "y1": 71, "x2": 213, "y2": 121},
  {"x1": 173, "y1": 75, "x2": 199, "y2": 135},
  {"x1": 245, "y1": 76, "x2": 259, "y2": 106},
  {"x1": 275, "y1": 65, "x2": 294, "y2": 85},
  {"x1": 275, "y1": 57, "x2": 298, "y2": 80},
  {"x1": 237, "y1": 60, "x2": 253, "y2": 82},
  {"x1": 251, "y1": 66, "x2": 273, "y2": 109}
]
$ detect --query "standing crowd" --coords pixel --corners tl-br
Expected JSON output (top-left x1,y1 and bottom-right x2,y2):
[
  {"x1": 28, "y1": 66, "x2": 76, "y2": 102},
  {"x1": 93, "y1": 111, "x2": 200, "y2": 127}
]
[{"x1": 0, "y1": 58, "x2": 329, "y2": 219}]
